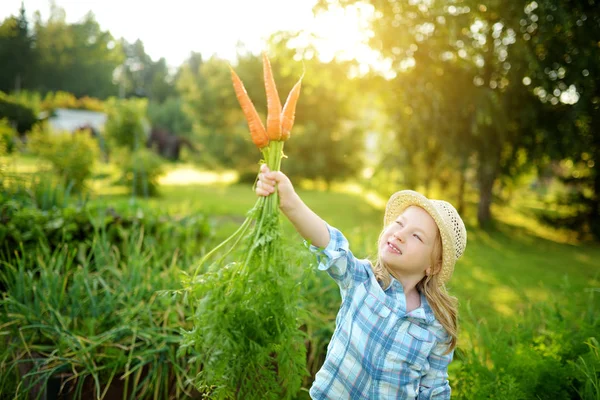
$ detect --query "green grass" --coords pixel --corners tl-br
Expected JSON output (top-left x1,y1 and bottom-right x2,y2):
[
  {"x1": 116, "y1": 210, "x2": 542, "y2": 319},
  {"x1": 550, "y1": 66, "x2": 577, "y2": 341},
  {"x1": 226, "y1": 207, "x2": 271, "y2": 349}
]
[{"x1": 90, "y1": 178, "x2": 600, "y2": 328}]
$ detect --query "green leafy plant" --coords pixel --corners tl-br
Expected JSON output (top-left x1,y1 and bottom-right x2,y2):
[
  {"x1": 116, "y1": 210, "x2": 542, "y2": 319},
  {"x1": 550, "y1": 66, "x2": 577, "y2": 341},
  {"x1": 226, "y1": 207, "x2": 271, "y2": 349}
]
[
  {"x1": 178, "y1": 56, "x2": 307, "y2": 399},
  {"x1": 115, "y1": 148, "x2": 164, "y2": 197},
  {"x1": 571, "y1": 337, "x2": 600, "y2": 400},
  {"x1": 452, "y1": 286, "x2": 600, "y2": 400},
  {"x1": 28, "y1": 123, "x2": 100, "y2": 192},
  {"x1": 104, "y1": 98, "x2": 148, "y2": 152},
  {"x1": 0, "y1": 118, "x2": 17, "y2": 154},
  {"x1": 0, "y1": 225, "x2": 202, "y2": 400}
]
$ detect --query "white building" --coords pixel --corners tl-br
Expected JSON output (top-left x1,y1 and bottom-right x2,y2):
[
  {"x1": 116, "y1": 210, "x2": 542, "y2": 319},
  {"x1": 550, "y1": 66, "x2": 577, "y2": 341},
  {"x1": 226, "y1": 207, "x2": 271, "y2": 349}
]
[{"x1": 40, "y1": 108, "x2": 107, "y2": 134}]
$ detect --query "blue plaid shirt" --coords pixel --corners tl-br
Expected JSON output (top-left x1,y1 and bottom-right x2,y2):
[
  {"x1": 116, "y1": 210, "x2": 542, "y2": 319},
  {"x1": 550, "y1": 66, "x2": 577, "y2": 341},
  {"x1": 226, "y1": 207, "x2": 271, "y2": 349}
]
[{"x1": 306, "y1": 224, "x2": 453, "y2": 399}]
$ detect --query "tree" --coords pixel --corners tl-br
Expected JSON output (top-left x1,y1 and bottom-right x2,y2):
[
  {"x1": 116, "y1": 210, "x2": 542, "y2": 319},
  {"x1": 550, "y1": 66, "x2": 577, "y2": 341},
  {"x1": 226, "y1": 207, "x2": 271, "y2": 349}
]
[
  {"x1": 147, "y1": 97, "x2": 192, "y2": 137},
  {"x1": 314, "y1": 0, "x2": 544, "y2": 227},
  {"x1": 523, "y1": 0, "x2": 600, "y2": 238},
  {"x1": 176, "y1": 52, "x2": 258, "y2": 170},
  {"x1": 0, "y1": 2, "x2": 36, "y2": 92},
  {"x1": 113, "y1": 39, "x2": 176, "y2": 103},
  {"x1": 265, "y1": 32, "x2": 365, "y2": 187},
  {"x1": 32, "y1": 6, "x2": 121, "y2": 98}
]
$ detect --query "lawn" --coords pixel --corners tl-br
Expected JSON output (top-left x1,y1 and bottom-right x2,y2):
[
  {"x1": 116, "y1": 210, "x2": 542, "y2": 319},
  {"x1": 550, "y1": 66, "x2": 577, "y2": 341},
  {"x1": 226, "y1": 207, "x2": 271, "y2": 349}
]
[{"x1": 89, "y1": 166, "x2": 600, "y2": 331}]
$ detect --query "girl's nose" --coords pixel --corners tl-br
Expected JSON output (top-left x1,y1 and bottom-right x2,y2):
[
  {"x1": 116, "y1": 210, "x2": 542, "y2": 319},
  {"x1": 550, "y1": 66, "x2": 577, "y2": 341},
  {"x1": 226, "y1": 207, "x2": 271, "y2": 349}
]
[{"x1": 393, "y1": 231, "x2": 405, "y2": 242}]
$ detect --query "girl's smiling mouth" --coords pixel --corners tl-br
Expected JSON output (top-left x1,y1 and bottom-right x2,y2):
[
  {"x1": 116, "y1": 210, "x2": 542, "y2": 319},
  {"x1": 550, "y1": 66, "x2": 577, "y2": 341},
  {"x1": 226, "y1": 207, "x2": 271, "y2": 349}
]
[{"x1": 387, "y1": 242, "x2": 402, "y2": 254}]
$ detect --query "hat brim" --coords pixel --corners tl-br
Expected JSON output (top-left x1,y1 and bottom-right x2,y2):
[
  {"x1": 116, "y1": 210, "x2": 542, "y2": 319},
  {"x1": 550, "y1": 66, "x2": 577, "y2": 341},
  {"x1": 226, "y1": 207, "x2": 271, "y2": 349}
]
[{"x1": 384, "y1": 190, "x2": 455, "y2": 285}]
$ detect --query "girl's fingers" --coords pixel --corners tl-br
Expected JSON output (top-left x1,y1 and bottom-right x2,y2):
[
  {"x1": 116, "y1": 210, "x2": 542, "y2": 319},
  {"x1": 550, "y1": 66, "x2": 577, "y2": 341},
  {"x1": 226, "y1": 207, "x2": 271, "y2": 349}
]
[
  {"x1": 258, "y1": 173, "x2": 276, "y2": 187},
  {"x1": 256, "y1": 176, "x2": 274, "y2": 193},
  {"x1": 256, "y1": 188, "x2": 270, "y2": 196}
]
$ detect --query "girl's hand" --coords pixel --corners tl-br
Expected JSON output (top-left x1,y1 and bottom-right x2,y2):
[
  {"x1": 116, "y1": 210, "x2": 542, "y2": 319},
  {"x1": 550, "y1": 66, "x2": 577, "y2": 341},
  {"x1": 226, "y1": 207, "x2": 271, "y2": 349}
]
[
  {"x1": 256, "y1": 164, "x2": 329, "y2": 247},
  {"x1": 256, "y1": 164, "x2": 297, "y2": 212}
]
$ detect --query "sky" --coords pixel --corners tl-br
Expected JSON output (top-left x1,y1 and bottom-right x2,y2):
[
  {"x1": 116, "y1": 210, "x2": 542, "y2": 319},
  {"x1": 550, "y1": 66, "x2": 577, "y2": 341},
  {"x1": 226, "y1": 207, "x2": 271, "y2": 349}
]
[{"x1": 1, "y1": 0, "x2": 385, "y2": 71}]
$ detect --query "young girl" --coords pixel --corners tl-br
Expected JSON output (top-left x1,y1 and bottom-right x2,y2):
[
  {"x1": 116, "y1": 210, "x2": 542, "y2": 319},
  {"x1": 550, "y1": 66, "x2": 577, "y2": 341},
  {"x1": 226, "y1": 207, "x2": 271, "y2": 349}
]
[{"x1": 256, "y1": 164, "x2": 467, "y2": 399}]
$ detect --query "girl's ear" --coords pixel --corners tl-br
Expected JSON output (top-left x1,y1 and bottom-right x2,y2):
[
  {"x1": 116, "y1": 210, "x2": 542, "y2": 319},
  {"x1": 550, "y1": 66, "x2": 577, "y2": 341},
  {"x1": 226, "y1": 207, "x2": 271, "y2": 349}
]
[{"x1": 426, "y1": 261, "x2": 442, "y2": 276}]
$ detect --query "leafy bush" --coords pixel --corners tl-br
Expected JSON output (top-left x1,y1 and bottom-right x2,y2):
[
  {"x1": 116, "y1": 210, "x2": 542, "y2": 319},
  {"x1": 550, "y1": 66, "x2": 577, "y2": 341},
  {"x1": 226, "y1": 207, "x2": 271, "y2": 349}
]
[
  {"x1": 571, "y1": 337, "x2": 600, "y2": 400},
  {"x1": 116, "y1": 148, "x2": 164, "y2": 196},
  {"x1": 0, "y1": 93, "x2": 37, "y2": 134},
  {"x1": 104, "y1": 98, "x2": 148, "y2": 152},
  {"x1": 0, "y1": 118, "x2": 18, "y2": 154},
  {"x1": 452, "y1": 287, "x2": 600, "y2": 400},
  {"x1": 147, "y1": 97, "x2": 192, "y2": 136},
  {"x1": 0, "y1": 168, "x2": 80, "y2": 212},
  {"x1": 41, "y1": 91, "x2": 105, "y2": 112},
  {"x1": 0, "y1": 201, "x2": 212, "y2": 270},
  {"x1": 28, "y1": 123, "x2": 100, "y2": 191}
]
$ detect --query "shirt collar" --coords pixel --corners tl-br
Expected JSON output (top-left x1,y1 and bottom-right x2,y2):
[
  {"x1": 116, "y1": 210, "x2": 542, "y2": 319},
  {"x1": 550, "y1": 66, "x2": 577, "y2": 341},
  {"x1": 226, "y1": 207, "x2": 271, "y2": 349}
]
[{"x1": 385, "y1": 277, "x2": 436, "y2": 324}]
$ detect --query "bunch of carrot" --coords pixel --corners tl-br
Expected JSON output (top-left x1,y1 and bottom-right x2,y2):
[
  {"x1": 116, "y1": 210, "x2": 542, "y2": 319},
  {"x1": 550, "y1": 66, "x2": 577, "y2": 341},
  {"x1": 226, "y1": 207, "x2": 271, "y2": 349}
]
[{"x1": 179, "y1": 54, "x2": 306, "y2": 399}]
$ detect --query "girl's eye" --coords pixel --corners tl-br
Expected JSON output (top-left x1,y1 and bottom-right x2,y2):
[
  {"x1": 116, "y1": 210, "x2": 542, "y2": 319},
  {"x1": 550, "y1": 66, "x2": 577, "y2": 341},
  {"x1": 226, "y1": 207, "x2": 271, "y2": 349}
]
[
  {"x1": 413, "y1": 234, "x2": 422, "y2": 242},
  {"x1": 396, "y1": 221, "x2": 403, "y2": 226}
]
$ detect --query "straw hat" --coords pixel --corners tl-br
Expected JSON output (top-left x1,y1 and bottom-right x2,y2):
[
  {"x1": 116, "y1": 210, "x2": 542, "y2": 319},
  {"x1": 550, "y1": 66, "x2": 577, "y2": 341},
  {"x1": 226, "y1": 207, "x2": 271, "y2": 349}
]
[{"x1": 384, "y1": 190, "x2": 467, "y2": 285}]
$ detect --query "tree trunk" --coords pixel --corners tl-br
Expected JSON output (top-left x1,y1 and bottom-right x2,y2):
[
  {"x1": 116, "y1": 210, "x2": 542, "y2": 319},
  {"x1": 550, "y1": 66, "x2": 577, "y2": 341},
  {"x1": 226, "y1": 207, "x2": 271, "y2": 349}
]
[
  {"x1": 477, "y1": 161, "x2": 498, "y2": 228},
  {"x1": 14, "y1": 73, "x2": 21, "y2": 93}
]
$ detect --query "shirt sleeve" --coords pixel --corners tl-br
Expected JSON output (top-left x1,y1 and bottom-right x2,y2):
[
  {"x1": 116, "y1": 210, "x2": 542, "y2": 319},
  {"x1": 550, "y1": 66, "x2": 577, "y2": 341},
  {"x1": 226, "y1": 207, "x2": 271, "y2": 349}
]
[
  {"x1": 304, "y1": 223, "x2": 367, "y2": 294},
  {"x1": 417, "y1": 341, "x2": 453, "y2": 400}
]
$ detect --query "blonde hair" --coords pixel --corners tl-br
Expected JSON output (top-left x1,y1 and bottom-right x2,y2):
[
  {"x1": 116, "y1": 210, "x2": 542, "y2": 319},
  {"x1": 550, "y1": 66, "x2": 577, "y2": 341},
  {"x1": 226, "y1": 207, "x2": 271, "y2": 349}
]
[{"x1": 371, "y1": 228, "x2": 458, "y2": 353}]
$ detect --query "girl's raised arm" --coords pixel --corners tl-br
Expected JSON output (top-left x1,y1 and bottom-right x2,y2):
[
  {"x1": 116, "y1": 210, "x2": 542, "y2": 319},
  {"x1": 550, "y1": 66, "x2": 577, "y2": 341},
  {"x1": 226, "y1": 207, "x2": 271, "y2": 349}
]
[{"x1": 257, "y1": 164, "x2": 330, "y2": 248}]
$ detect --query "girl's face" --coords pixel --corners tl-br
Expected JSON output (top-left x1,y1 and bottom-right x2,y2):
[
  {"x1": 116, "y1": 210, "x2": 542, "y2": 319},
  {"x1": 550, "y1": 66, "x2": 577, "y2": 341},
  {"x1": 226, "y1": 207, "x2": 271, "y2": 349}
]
[{"x1": 379, "y1": 205, "x2": 440, "y2": 281}]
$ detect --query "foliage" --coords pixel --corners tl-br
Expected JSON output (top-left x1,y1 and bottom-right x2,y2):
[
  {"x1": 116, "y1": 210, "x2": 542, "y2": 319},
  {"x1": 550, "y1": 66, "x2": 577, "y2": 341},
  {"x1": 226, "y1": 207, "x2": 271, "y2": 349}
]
[
  {"x1": 571, "y1": 337, "x2": 600, "y2": 400},
  {"x1": 0, "y1": 118, "x2": 18, "y2": 153},
  {"x1": 0, "y1": 169, "x2": 78, "y2": 212},
  {"x1": 41, "y1": 91, "x2": 105, "y2": 112},
  {"x1": 28, "y1": 124, "x2": 100, "y2": 191},
  {"x1": 263, "y1": 35, "x2": 365, "y2": 186},
  {"x1": 0, "y1": 3, "x2": 177, "y2": 101},
  {"x1": 0, "y1": 223, "x2": 208, "y2": 399},
  {"x1": 31, "y1": 6, "x2": 122, "y2": 98},
  {"x1": 117, "y1": 39, "x2": 176, "y2": 102},
  {"x1": 522, "y1": 0, "x2": 600, "y2": 239},
  {"x1": 311, "y1": 0, "x2": 559, "y2": 228},
  {"x1": 115, "y1": 148, "x2": 164, "y2": 197},
  {"x1": 177, "y1": 54, "x2": 258, "y2": 170},
  {"x1": 0, "y1": 3, "x2": 35, "y2": 93},
  {"x1": 0, "y1": 92, "x2": 38, "y2": 134},
  {"x1": 180, "y1": 142, "x2": 307, "y2": 399},
  {"x1": 147, "y1": 97, "x2": 193, "y2": 137},
  {"x1": 0, "y1": 197, "x2": 212, "y2": 276},
  {"x1": 452, "y1": 286, "x2": 599, "y2": 400},
  {"x1": 104, "y1": 97, "x2": 148, "y2": 151}
]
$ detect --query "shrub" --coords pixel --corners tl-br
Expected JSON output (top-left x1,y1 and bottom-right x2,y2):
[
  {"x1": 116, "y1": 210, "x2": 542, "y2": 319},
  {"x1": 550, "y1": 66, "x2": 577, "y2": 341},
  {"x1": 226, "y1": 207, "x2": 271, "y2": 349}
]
[
  {"x1": 147, "y1": 97, "x2": 192, "y2": 136},
  {"x1": 115, "y1": 148, "x2": 164, "y2": 196},
  {"x1": 104, "y1": 98, "x2": 148, "y2": 152},
  {"x1": 0, "y1": 118, "x2": 18, "y2": 153},
  {"x1": 28, "y1": 123, "x2": 100, "y2": 192},
  {"x1": 0, "y1": 118, "x2": 17, "y2": 154},
  {"x1": 0, "y1": 93, "x2": 37, "y2": 134},
  {"x1": 0, "y1": 202, "x2": 212, "y2": 270},
  {"x1": 452, "y1": 288, "x2": 600, "y2": 400},
  {"x1": 41, "y1": 91, "x2": 105, "y2": 112}
]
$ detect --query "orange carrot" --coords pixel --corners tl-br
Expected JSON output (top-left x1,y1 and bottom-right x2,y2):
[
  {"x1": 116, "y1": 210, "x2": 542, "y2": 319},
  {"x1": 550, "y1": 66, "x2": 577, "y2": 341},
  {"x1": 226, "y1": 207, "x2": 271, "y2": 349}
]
[
  {"x1": 280, "y1": 72, "x2": 304, "y2": 141},
  {"x1": 229, "y1": 65, "x2": 269, "y2": 149},
  {"x1": 263, "y1": 53, "x2": 282, "y2": 141}
]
